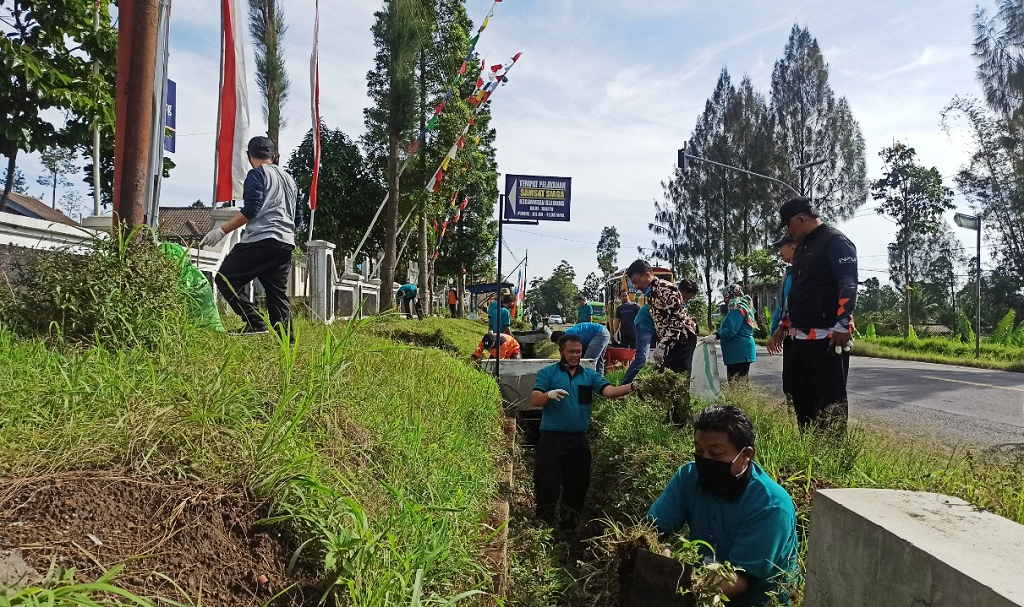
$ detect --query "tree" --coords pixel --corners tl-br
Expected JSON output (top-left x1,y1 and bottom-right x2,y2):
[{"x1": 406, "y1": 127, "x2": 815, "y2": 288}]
[
  {"x1": 363, "y1": 0, "x2": 425, "y2": 300},
  {"x1": 57, "y1": 188, "x2": 86, "y2": 221},
  {"x1": 190, "y1": 199, "x2": 205, "y2": 208},
  {"x1": 288, "y1": 123, "x2": 387, "y2": 252},
  {"x1": 579, "y1": 272, "x2": 602, "y2": 301},
  {"x1": 734, "y1": 248, "x2": 786, "y2": 290},
  {"x1": 872, "y1": 142, "x2": 954, "y2": 336},
  {"x1": 0, "y1": 1, "x2": 115, "y2": 213},
  {"x1": 596, "y1": 226, "x2": 620, "y2": 277},
  {"x1": 249, "y1": 0, "x2": 289, "y2": 150},
  {"x1": 524, "y1": 260, "x2": 577, "y2": 320},
  {"x1": 857, "y1": 277, "x2": 902, "y2": 335},
  {"x1": 36, "y1": 145, "x2": 77, "y2": 208},
  {"x1": 972, "y1": 0, "x2": 1024, "y2": 123},
  {"x1": 770, "y1": 24, "x2": 868, "y2": 221},
  {"x1": 0, "y1": 168, "x2": 27, "y2": 194}
]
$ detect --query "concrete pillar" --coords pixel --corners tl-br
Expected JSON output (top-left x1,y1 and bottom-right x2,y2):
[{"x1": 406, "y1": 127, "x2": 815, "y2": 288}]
[
  {"x1": 804, "y1": 489, "x2": 1024, "y2": 607},
  {"x1": 81, "y1": 215, "x2": 114, "y2": 233},
  {"x1": 307, "y1": 240, "x2": 336, "y2": 324}
]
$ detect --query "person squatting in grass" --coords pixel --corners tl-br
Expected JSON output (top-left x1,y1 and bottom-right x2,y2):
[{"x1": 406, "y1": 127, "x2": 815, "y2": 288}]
[
  {"x1": 701, "y1": 284, "x2": 758, "y2": 381},
  {"x1": 550, "y1": 321, "x2": 612, "y2": 374},
  {"x1": 767, "y1": 196, "x2": 858, "y2": 432},
  {"x1": 531, "y1": 334, "x2": 633, "y2": 530},
  {"x1": 201, "y1": 136, "x2": 298, "y2": 338},
  {"x1": 626, "y1": 259, "x2": 699, "y2": 376},
  {"x1": 647, "y1": 405, "x2": 799, "y2": 607},
  {"x1": 396, "y1": 283, "x2": 424, "y2": 320},
  {"x1": 471, "y1": 331, "x2": 522, "y2": 360}
]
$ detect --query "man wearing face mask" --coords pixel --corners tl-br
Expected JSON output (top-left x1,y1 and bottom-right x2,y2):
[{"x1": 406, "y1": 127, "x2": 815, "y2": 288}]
[
  {"x1": 531, "y1": 334, "x2": 634, "y2": 530},
  {"x1": 647, "y1": 405, "x2": 798, "y2": 607}
]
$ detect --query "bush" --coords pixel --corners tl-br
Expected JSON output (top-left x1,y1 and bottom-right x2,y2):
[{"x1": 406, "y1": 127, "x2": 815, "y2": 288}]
[
  {"x1": 957, "y1": 312, "x2": 976, "y2": 344},
  {"x1": 866, "y1": 323, "x2": 877, "y2": 338},
  {"x1": 990, "y1": 309, "x2": 1017, "y2": 345},
  {"x1": 0, "y1": 227, "x2": 186, "y2": 349}
]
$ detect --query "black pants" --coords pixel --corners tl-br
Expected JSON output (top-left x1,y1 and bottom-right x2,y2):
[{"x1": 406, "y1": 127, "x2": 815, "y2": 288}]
[
  {"x1": 534, "y1": 431, "x2": 591, "y2": 528},
  {"x1": 215, "y1": 238, "x2": 293, "y2": 334},
  {"x1": 620, "y1": 328, "x2": 637, "y2": 349},
  {"x1": 401, "y1": 297, "x2": 423, "y2": 320},
  {"x1": 662, "y1": 334, "x2": 697, "y2": 377},
  {"x1": 726, "y1": 362, "x2": 751, "y2": 380},
  {"x1": 449, "y1": 303, "x2": 458, "y2": 317},
  {"x1": 789, "y1": 339, "x2": 850, "y2": 432}
]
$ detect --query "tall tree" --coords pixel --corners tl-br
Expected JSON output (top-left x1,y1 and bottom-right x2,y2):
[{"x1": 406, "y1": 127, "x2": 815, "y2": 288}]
[
  {"x1": 0, "y1": 168, "x2": 27, "y2": 195},
  {"x1": 364, "y1": 0, "x2": 425, "y2": 299},
  {"x1": 0, "y1": 0, "x2": 114, "y2": 213},
  {"x1": 972, "y1": 0, "x2": 1024, "y2": 124},
  {"x1": 770, "y1": 24, "x2": 868, "y2": 221},
  {"x1": 249, "y1": 0, "x2": 289, "y2": 150},
  {"x1": 524, "y1": 260, "x2": 577, "y2": 321},
  {"x1": 872, "y1": 142, "x2": 955, "y2": 336},
  {"x1": 287, "y1": 123, "x2": 386, "y2": 252},
  {"x1": 596, "y1": 226, "x2": 620, "y2": 277},
  {"x1": 36, "y1": 145, "x2": 77, "y2": 208}
]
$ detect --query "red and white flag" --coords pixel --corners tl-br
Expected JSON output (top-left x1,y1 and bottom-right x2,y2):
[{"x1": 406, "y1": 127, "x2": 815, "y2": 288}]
[
  {"x1": 214, "y1": 0, "x2": 249, "y2": 203},
  {"x1": 309, "y1": 0, "x2": 321, "y2": 213}
]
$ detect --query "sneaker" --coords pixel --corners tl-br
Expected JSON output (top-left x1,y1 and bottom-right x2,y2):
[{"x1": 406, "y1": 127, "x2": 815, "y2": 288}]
[{"x1": 228, "y1": 325, "x2": 270, "y2": 336}]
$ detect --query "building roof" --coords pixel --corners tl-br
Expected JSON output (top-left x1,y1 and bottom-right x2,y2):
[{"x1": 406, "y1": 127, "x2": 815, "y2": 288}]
[
  {"x1": 2, "y1": 192, "x2": 78, "y2": 226},
  {"x1": 157, "y1": 206, "x2": 212, "y2": 239}
]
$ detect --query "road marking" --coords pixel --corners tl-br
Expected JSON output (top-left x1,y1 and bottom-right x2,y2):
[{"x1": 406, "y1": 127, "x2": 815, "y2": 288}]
[{"x1": 921, "y1": 376, "x2": 1024, "y2": 393}]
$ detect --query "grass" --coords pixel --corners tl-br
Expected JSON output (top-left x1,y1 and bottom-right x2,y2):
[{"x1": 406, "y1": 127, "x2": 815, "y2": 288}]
[
  {"x1": 0, "y1": 314, "x2": 501, "y2": 605},
  {"x1": 504, "y1": 372, "x2": 1024, "y2": 606},
  {"x1": 852, "y1": 336, "x2": 1024, "y2": 372}
]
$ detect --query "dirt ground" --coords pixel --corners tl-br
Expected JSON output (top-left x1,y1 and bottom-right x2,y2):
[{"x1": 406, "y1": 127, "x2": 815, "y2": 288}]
[{"x1": 0, "y1": 472, "x2": 320, "y2": 605}]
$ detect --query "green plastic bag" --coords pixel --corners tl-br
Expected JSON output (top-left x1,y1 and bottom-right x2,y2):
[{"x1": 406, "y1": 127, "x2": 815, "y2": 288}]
[{"x1": 159, "y1": 242, "x2": 225, "y2": 332}]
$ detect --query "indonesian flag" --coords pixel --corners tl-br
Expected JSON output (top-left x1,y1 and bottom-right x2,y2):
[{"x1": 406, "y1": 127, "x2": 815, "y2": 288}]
[
  {"x1": 214, "y1": 0, "x2": 250, "y2": 203},
  {"x1": 309, "y1": 0, "x2": 321, "y2": 211}
]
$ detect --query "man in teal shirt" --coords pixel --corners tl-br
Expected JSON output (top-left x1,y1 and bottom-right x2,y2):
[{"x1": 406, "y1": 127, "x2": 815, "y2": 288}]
[
  {"x1": 488, "y1": 291, "x2": 512, "y2": 334},
  {"x1": 576, "y1": 295, "x2": 593, "y2": 323},
  {"x1": 551, "y1": 321, "x2": 612, "y2": 374},
  {"x1": 396, "y1": 283, "x2": 422, "y2": 320},
  {"x1": 647, "y1": 405, "x2": 799, "y2": 606},
  {"x1": 531, "y1": 334, "x2": 633, "y2": 529}
]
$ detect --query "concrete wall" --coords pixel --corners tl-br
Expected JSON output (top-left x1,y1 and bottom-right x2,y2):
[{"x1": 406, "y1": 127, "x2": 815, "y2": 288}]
[
  {"x1": 804, "y1": 488, "x2": 1024, "y2": 607},
  {"x1": 480, "y1": 359, "x2": 597, "y2": 409}
]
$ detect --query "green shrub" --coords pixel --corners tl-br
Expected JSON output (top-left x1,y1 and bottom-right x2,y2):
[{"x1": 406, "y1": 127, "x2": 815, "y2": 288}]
[
  {"x1": 990, "y1": 309, "x2": 1017, "y2": 345},
  {"x1": 957, "y1": 312, "x2": 976, "y2": 344},
  {"x1": 0, "y1": 227, "x2": 186, "y2": 349},
  {"x1": 866, "y1": 323, "x2": 877, "y2": 338},
  {"x1": 906, "y1": 324, "x2": 918, "y2": 342}
]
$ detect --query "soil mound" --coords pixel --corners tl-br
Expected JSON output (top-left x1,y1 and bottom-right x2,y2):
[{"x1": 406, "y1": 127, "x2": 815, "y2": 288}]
[{"x1": 0, "y1": 472, "x2": 319, "y2": 605}]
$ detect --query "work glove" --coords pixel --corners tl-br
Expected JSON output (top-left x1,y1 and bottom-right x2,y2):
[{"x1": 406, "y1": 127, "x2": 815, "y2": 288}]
[
  {"x1": 701, "y1": 334, "x2": 719, "y2": 345},
  {"x1": 200, "y1": 227, "x2": 227, "y2": 247},
  {"x1": 546, "y1": 389, "x2": 569, "y2": 401}
]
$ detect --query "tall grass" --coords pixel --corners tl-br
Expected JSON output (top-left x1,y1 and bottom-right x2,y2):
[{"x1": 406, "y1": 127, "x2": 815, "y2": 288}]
[
  {"x1": 0, "y1": 315, "x2": 501, "y2": 605},
  {"x1": 854, "y1": 335, "x2": 1024, "y2": 371}
]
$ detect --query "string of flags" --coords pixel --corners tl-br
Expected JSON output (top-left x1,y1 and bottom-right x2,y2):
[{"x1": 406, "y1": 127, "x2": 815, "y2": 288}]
[{"x1": 432, "y1": 192, "x2": 471, "y2": 259}]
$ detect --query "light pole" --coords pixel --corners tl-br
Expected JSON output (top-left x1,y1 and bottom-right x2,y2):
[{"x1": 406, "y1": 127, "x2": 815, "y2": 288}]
[
  {"x1": 954, "y1": 212, "x2": 982, "y2": 358},
  {"x1": 678, "y1": 143, "x2": 824, "y2": 202},
  {"x1": 796, "y1": 158, "x2": 827, "y2": 197}
]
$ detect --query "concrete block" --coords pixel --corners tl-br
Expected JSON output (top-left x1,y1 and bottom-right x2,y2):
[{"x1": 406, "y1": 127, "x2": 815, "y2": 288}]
[
  {"x1": 804, "y1": 488, "x2": 1024, "y2": 607},
  {"x1": 480, "y1": 359, "x2": 597, "y2": 410}
]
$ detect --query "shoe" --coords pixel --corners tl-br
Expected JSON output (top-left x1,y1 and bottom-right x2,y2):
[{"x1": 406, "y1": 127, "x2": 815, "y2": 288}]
[{"x1": 228, "y1": 325, "x2": 270, "y2": 336}]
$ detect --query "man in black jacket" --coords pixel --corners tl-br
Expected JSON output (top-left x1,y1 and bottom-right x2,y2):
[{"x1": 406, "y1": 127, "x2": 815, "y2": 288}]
[{"x1": 767, "y1": 197, "x2": 857, "y2": 432}]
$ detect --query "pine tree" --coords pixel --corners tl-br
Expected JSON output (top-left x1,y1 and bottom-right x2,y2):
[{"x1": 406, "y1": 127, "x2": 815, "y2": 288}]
[{"x1": 249, "y1": 0, "x2": 289, "y2": 150}]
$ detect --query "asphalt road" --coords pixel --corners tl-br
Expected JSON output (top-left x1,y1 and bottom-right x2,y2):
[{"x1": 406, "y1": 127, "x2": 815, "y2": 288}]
[{"x1": 741, "y1": 347, "x2": 1024, "y2": 451}]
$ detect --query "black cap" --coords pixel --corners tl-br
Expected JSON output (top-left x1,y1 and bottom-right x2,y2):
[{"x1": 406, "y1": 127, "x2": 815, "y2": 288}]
[
  {"x1": 777, "y1": 196, "x2": 815, "y2": 230},
  {"x1": 771, "y1": 233, "x2": 797, "y2": 247},
  {"x1": 247, "y1": 136, "x2": 277, "y2": 159}
]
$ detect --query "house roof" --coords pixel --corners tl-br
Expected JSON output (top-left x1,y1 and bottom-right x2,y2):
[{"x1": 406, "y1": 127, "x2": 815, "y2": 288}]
[
  {"x1": 158, "y1": 206, "x2": 212, "y2": 239},
  {"x1": 2, "y1": 192, "x2": 78, "y2": 226}
]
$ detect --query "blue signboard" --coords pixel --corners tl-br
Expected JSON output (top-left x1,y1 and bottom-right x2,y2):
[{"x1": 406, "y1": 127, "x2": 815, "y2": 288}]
[
  {"x1": 164, "y1": 79, "x2": 176, "y2": 153},
  {"x1": 504, "y1": 174, "x2": 572, "y2": 222}
]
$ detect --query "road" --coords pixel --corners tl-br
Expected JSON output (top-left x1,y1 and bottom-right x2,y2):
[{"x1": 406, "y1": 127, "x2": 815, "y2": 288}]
[{"x1": 740, "y1": 347, "x2": 1024, "y2": 451}]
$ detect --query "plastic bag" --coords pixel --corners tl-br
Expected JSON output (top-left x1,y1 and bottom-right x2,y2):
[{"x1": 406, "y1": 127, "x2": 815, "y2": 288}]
[
  {"x1": 159, "y1": 242, "x2": 225, "y2": 332},
  {"x1": 691, "y1": 341, "x2": 722, "y2": 400}
]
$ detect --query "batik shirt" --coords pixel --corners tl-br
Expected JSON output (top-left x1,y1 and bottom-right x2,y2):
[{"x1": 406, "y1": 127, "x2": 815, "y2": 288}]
[{"x1": 645, "y1": 277, "x2": 697, "y2": 347}]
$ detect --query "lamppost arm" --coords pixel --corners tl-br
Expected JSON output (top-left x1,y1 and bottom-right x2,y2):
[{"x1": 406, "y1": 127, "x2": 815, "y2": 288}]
[{"x1": 683, "y1": 153, "x2": 801, "y2": 197}]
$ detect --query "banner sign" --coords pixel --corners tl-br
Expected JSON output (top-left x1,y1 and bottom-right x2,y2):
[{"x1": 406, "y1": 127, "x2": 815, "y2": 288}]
[
  {"x1": 164, "y1": 79, "x2": 176, "y2": 153},
  {"x1": 504, "y1": 174, "x2": 572, "y2": 222}
]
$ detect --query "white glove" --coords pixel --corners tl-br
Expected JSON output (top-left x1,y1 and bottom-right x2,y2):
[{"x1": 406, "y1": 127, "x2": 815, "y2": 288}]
[
  {"x1": 200, "y1": 227, "x2": 227, "y2": 247},
  {"x1": 546, "y1": 389, "x2": 568, "y2": 401},
  {"x1": 701, "y1": 334, "x2": 719, "y2": 345}
]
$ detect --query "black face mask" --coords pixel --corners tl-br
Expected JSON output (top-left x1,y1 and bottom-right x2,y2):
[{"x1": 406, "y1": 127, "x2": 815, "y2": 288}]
[{"x1": 695, "y1": 451, "x2": 752, "y2": 501}]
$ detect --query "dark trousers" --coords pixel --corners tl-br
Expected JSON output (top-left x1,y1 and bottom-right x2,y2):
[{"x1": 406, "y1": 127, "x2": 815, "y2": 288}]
[
  {"x1": 215, "y1": 239, "x2": 293, "y2": 333},
  {"x1": 534, "y1": 431, "x2": 591, "y2": 528},
  {"x1": 662, "y1": 334, "x2": 697, "y2": 377},
  {"x1": 726, "y1": 362, "x2": 751, "y2": 380},
  {"x1": 449, "y1": 303, "x2": 458, "y2": 317},
  {"x1": 789, "y1": 338, "x2": 850, "y2": 432},
  {"x1": 619, "y1": 328, "x2": 637, "y2": 349},
  {"x1": 401, "y1": 297, "x2": 423, "y2": 320}
]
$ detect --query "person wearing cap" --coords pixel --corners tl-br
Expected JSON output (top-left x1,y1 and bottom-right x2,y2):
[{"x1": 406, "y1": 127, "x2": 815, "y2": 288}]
[
  {"x1": 701, "y1": 284, "x2": 757, "y2": 380},
  {"x1": 550, "y1": 321, "x2": 612, "y2": 374},
  {"x1": 625, "y1": 259, "x2": 698, "y2": 376},
  {"x1": 768, "y1": 234, "x2": 798, "y2": 406},
  {"x1": 767, "y1": 197, "x2": 858, "y2": 432},
  {"x1": 472, "y1": 331, "x2": 521, "y2": 360},
  {"x1": 201, "y1": 136, "x2": 298, "y2": 337},
  {"x1": 396, "y1": 283, "x2": 423, "y2": 320},
  {"x1": 576, "y1": 295, "x2": 594, "y2": 324}
]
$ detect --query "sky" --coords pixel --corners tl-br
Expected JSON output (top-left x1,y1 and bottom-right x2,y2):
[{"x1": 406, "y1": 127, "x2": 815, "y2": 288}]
[{"x1": 15, "y1": 0, "x2": 995, "y2": 289}]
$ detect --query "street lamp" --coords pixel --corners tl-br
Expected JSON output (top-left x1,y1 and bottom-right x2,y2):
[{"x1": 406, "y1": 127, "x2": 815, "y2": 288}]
[
  {"x1": 796, "y1": 158, "x2": 826, "y2": 197},
  {"x1": 953, "y1": 212, "x2": 982, "y2": 358}
]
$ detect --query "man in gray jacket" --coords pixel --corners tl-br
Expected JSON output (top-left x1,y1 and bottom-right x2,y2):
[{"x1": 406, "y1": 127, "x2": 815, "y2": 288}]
[{"x1": 201, "y1": 136, "x2": 297, "y2": 337}]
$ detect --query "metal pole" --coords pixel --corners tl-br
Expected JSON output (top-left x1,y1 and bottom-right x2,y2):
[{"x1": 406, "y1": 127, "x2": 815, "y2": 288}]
[
  {"x1": 92, "y1": 2, "x2": 102, "y2": 216},
  {"x1": 976, "y1": 217, "x2": 982, "y2": 358},
  {"x1": 685, "y1": 153, "x2": 800, "y2": 197},
  {"x1": 495, "y1": 194, "x2": 504, "y2": 379}
]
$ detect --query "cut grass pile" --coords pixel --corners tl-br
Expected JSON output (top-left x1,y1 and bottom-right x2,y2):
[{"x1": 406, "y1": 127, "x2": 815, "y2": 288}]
[
  {"x1": 0, "y1": 315, "x2": 500, "y2": 605},
  {"x1": 852, "y1": 336, "x2": 1024, "y2": 372}
]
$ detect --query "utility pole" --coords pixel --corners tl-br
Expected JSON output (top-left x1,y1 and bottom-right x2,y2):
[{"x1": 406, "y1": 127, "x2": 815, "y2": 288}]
[
  {"x1": 115, "y1": 0, "x2": 160, "y2": 228},
  {"x1": 92, "y1": 2, "x2": 102, "y2": 216},
  {"x1": 954, "y1": 212, "x2": 982, "y2": 358}
]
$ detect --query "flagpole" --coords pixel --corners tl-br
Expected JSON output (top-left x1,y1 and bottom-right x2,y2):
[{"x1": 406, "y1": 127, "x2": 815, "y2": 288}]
[{"x1": 308, "y1": 0, "x2": 320, "y2": 241}]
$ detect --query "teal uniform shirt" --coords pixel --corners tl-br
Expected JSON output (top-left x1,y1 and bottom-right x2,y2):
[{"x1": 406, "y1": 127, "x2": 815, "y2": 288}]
[
  {"x1": 770, "y1": 270, "x2": 793, "y2": 334},
  {"x1": 647, "y1": 462, "x2": 799, "y2": 607},
  {"x1": 533, "y1": 361, "x2": 611, "y2": 433},
  {"x1": 635, "y1": 304, "x2": 656, "y2": 334},
  {"x1": 717, "y1": 309, "x2": 757, "y2": 366},
  {"x1": 488, "y1": 300, "x2": 511, "y2": 333},
  {"x1": 577, "y1": 303, "x2": 593, "y2": 323},
  {"x1": 396, "y1": 283, "x2": 417, "y2": 301},
  {"x1": 563, "y1": 322, "x2": 607, "y2": 347}
]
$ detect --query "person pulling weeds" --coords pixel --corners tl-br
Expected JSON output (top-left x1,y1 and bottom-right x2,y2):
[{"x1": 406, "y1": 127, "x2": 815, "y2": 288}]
[
  {"x1": 531, "y1": 334, "x2": 633, "y2": 530},
  {"x1": 647, "y1": 405, "x2": 799, "y2": 607},
  {"x1": 471, "y1": 331, "x2": 521, "y2": 360}
]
